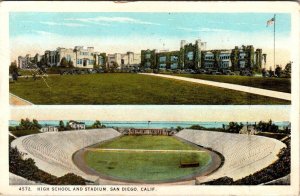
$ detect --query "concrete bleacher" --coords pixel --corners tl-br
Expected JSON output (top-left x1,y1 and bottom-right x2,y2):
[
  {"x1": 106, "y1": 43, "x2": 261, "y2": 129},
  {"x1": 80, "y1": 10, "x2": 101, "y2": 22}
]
[
  {"x1": 11, "y1": 128, "x2": 121, "y2": 181},
  {"x1": 176, "y1": 129, "x2": 286, "y2": 183}
]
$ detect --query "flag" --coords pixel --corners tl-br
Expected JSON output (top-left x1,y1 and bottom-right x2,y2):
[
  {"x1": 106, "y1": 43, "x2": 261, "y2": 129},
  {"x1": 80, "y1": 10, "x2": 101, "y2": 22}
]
[{"x1": 266, "y1": 17, "x2": 275, "y2": 27}]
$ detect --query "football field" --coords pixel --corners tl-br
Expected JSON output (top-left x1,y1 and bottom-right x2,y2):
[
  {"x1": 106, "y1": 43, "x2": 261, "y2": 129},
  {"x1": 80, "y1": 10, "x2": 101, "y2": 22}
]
[{"x1": 82, "y1": 136, "x2": 215, "y2": 182}]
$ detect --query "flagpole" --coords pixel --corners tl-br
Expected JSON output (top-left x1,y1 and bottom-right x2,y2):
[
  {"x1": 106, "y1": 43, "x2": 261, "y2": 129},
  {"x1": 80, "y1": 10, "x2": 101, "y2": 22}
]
[{"x1": 274, "y1": 14, "x2": 276, "y2": 70}]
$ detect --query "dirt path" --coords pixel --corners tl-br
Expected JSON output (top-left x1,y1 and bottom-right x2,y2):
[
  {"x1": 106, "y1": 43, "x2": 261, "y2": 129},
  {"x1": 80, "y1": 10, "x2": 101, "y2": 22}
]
[
  {"x1": 9, "y1": 93, "x2": 33, "y2": 106},
  {"x1": 140, "y1": 73, "x2": 291, "y2": 101}
]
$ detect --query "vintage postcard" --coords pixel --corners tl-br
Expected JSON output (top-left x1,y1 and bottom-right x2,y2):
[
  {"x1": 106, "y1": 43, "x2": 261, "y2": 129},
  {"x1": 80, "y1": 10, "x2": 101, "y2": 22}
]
[{"x1": 0, "y1": 1, "x2": 299, "y2": 196}]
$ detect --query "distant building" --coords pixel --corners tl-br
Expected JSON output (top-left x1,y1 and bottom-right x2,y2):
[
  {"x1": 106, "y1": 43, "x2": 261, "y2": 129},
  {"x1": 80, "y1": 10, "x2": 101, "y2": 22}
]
[
  {"x1": 68, "y1": 120, "x2": 86, "y2": 130},
  {"x1": 40, "y1": 126, "x2": 58, "y2": 133},
  {"x1": 124, "y1": 128, "x2": 176, "y2": 136},
  {"x1": 16, "y1": 46, "x2": 107, "y2": 69},
  {"x1": 107, "y1": 52, "x2": 141, "y2": 69},
  {"x1": 141, "y1": 39, "x2": 206, "y2": 70},
  {"x1": 18, "y1": 56, "x2": 27, "y2": 69},
  {"x1": 141, "y1": 40, "x2": 263, "y2": 72},
  {"x1": 239, "y1": 125, "x2": 258, "y2": 135}
]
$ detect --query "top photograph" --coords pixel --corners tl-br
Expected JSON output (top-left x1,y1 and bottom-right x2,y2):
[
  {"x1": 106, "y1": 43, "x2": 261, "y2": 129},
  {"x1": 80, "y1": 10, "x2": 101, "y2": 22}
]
[{"x1": 9, "y1": 12, "x2": 291, "y2": 105}]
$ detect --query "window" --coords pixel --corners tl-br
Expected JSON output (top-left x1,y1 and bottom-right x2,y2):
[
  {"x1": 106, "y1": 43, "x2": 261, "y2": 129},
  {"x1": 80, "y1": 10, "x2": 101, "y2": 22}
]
[
  {"x1": 145, "y1": 62, "x2": 151, "y2": 68},
  {"x1": 145, "y1": 53, "x2": 151, "y2": 59},
  {"x1": 240, "y1": 61, "x2": 245, "y2": 68},
  {"x1": 171, "y1": 56, "x2": 178, "y2": 62},
  {"x1": 171, "y1": 63, "x2": 178, "y2": 69},
  {"x1": 89, "y1": 60, "x2": 94, "y2": 65},
  {"x1": 221, "y1": 61, "x2": 229, "y2": 68},
  {"x1": 239, "y1": 53, "x2": 246, "y2": 59},
  {"x1": 159, "y1": 56, "x2": 166, "y2": 62},
  {"x1": 187, "y1": 51, "x2": 194, "y2": 60},
  {"x1": 98, "y1": 56, "x2": 104, "y2": 65},
  {"x1": 205, "y1": 54, "x2": 214, "y2": 60},
  {"x1": 66, "y1": 55, "x2": 71, "y2": 61},
  {"x1": 159, "y1": 64, "x2": 166, "y2": 69},
  {"x1": 205, "y1": 62, "x2": 214, "y2": 68}
]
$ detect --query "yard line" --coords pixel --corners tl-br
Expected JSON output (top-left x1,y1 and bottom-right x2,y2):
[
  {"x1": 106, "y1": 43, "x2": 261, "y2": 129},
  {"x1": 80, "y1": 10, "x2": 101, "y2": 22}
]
[
  {"x1": 140, "y1": 73, "x2": 291, "y2": 101},
  {"x1": 86, "y1": 148, "x2": 205, "y2": 153}
]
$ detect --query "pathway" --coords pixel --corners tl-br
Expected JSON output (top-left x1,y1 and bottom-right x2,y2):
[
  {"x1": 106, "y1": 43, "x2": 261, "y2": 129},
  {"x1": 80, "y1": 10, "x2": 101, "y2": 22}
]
[
  {"x1": 10, "y1": 93, "x2": 33, "y2": 106},
  {"x1": 140, "y1": 73, "x2": 291, "y2": 101}
]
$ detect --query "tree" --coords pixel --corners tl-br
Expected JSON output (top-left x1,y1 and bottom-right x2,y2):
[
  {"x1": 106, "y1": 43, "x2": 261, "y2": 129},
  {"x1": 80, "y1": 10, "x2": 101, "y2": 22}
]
[
  {"x1": 255, "y1": 119, "x2": 279, "y2": 133},
  {"x1": 284, "y1": 62, "x2": 291, "y2": 78},
  {"x1": 60, "y1": 57, "x2": 69, "y2": 67},
  {"x1": 109, "y1": 62, "x2": 119, "y2": 73},
  {"x1": 92, "y1": 120, "x2": 105, "y2": 128},
  {"x1": 268, "y1": 68, "x2": 274, "y2": 77},
  {"x1": 261, "y1": 68, "x2": 267, "y2": 77},
  {"x1": 275, "y1": 65, "x2": 282, "y2": 77},
  {"x1": 68, "y1": 60, "x2": 74, "y2": 68},
  {"x1": 32, "y1": 119, "x2": 42, "y2": 129},
  {"x1": 59, "y1": 120, "x2": 65, "y2": 131},
  {"x1": 10, "y1": 62, "x2": 19, "y2": 81},
  {"x1": 9, "y1": 62, "x2": 18, "y2": 74},
  {"x1": 227, "y1": 122, "x2": 244, "y2": 133}
]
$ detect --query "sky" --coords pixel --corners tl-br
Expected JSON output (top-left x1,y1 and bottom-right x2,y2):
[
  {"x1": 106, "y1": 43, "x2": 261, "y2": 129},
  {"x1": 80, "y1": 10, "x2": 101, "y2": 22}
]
[{"x1": 10, "y1": 12, "x2": 291, "y2": 67}]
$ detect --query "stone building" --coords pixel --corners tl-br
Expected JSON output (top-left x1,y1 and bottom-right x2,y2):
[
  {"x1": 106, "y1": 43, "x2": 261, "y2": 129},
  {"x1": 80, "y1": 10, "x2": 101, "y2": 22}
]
[
  {"x1": 141, "y1": 40, "x2": 264, "y2": 72},
  {"x1": 107, "y1": 52, "x2": 141, "y2": 69},
  {"x1": 141, "y1": 39, "x2": 206, "y2": 70}
]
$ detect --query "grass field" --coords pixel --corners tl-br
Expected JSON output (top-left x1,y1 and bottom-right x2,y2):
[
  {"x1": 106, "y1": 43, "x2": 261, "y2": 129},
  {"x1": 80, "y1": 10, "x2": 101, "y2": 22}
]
[
  {"x1": 96, "y1": 135, "x2": 198, "y2": 150},
  {"x1": 169, "y1": 74, "x2": 291, "y2": 93},
  {"x1": 84, "y1": 136, "x2": 211, "y2": 182},
  {"x1": 9, "y1": 73, "x2": 289, "y2": 105}
]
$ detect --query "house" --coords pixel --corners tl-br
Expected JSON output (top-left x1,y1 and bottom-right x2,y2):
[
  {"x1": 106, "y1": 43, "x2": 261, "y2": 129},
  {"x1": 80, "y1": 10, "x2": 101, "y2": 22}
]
[
  {"x1": 68, "y1": 120, "x2": 86, "y2": 130},
  {"x1": 40, "y1": 126, "x2": 59, "y2": 133}
]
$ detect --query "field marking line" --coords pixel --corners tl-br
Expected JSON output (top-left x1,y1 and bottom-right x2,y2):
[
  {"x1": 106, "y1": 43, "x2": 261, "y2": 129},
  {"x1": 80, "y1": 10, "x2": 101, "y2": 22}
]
[
  {"x1": 86, "y1": 148, "x2": 205, "y2": 153},
  {"x1": 140, "y1": 73, "x2": 291, "y2": 101},
  {"x1": 9, "y1": 93, "x2": 34, "y2": 105}
]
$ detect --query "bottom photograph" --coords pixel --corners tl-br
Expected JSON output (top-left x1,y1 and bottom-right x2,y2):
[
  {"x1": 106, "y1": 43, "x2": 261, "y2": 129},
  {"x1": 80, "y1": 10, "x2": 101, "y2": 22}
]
[{"x1": 9, "y1": 119, "x2": 290, "y2": 186}]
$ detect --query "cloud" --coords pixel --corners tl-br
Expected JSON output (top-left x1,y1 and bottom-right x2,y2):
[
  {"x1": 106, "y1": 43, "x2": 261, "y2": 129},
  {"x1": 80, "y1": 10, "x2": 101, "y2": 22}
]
[
  {"x1": 177, "y1": 27, "x2": 230, "y2": 32},
  {"x1": 34, "y1": 30, "x2": 58, "y2": 36},
  {"x1": 65, "y1": 16, "x2": 161, "y2": 26},
  {"x1": 40, "y1": 21, "x2": 86, "y2": 27}
]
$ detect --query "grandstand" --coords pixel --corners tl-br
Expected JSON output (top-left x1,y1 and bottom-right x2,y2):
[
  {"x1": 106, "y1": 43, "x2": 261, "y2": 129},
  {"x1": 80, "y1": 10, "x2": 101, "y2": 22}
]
[
  {"x1": 11, "y1": 128, "x2": 121, "y2": 181},
  {"x1": 10, "y1": 128, "x2": 287, "y2": 184},
  {"x1": 175, "y1": 129, "x2": 286, "y2": 183}
]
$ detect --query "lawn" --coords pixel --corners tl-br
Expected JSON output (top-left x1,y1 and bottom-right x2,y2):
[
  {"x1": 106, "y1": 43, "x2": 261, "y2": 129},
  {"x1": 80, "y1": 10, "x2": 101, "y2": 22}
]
[
  {"x1": 96, "y1": 135, "x2": 198, "y2": 150},
  {"x1": 85, "y1": 136, "x2": 211, "y2": 182},
  {"x1": 9, "y1": 73, "x2": 289, "y2": 105},
  {"x1": 168, "y1": 74, "x2": 291, "y2": 93}
]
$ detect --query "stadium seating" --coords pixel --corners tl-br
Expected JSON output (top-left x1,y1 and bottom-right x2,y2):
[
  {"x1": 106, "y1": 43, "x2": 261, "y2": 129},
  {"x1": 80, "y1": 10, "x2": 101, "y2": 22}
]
[
  {"x1": 176, "y1": 129, "x2": 286, "y2": 182},
  {"x1": 11, "y1": 128, "x2": 121, "y2": 181}
]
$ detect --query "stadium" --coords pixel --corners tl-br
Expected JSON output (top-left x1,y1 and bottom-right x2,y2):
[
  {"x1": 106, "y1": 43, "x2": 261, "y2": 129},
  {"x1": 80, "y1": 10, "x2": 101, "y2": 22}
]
[{"x1": 9, "y1": 120, "x2": 291, "y2": 185}]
